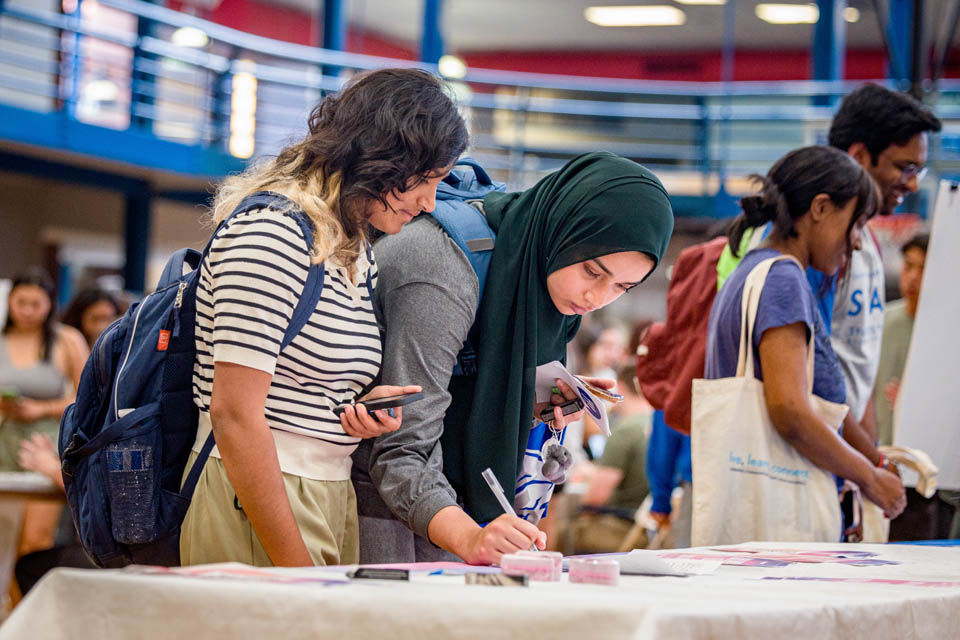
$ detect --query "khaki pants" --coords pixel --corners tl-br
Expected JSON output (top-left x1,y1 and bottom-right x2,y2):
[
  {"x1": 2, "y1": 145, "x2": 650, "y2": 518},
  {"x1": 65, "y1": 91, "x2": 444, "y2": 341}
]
[{"x1": 179, "y1": 451, "x2": 358, "y2": 567}]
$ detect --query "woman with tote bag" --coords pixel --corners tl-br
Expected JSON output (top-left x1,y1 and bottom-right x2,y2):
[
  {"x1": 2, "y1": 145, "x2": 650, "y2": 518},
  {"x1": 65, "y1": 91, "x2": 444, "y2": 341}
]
[{"x1": 692, "y1": 146, "x2": 906, "y2": 546}]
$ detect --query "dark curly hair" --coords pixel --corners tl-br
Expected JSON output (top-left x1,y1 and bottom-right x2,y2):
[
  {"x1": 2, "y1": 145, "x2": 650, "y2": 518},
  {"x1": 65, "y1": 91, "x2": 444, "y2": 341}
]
[
  {"x1": 828, "y1": 84, "x2": 941, "y2": 163},
  {"x1": 302, "y1": 68, "x2": 469, "y2": 215},
  {"x1": 212, "y1": 68, "x2": 469, "y2": 265},
  {"x1": 728, "y1": 146, "x2": 880, "y2": 258}
]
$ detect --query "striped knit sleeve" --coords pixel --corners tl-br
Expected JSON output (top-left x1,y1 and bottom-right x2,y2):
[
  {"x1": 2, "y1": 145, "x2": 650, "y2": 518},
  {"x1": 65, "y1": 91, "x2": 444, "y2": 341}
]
[{"x1": 202, "y1": 211, "x2": 310, "y2": 375}]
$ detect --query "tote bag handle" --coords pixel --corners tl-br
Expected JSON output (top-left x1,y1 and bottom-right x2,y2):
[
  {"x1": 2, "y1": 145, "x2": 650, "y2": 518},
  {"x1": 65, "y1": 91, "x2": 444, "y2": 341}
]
[{"x1": 734, "y1": 255, "x2": 816, "y2": 395}]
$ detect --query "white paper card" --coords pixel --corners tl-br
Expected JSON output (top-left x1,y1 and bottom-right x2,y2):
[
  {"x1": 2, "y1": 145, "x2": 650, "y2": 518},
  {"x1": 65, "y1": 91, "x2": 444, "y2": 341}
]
[
  {"x1": 617, "y1": 550, "x2": 687, "y2": 576},
  {"x1": 534, "y1": 360, "x2": 611, "y2": 435}
]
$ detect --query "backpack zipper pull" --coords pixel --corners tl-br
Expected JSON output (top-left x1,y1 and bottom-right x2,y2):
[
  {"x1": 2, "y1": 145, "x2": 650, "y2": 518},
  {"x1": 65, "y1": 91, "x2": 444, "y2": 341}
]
[{"x1": 174, "y1": 282, "x2": 187, "y2": 308}]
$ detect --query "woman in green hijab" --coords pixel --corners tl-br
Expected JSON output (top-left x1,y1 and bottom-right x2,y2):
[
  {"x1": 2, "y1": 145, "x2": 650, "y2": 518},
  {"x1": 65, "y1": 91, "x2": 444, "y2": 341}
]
[{"x1": 352, "y1": 152, "x2": 673, "y2": 565}]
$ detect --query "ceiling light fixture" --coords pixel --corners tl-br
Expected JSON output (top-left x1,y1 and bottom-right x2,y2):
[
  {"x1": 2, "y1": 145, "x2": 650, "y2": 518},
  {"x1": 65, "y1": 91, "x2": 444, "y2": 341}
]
[
  {"x1": 755, "y1": 3, "x2": 819, "y2": 24},
  {"x1": 438, "y1": 54, "x2": 468, "y2": 79},
  {"x1": 843, "y1": 7, "x2": 860, "y2": 22},
  {"x1": 171, "y1": 26, "x2": 209, "y2": 48},
  {"x1": 584, "y1": 5, "x2": 686, "y2": 27}
]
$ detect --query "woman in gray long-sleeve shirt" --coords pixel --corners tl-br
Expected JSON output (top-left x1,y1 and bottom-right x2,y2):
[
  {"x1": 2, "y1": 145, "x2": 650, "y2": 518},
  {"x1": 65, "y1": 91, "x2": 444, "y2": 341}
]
[{"x1": 352, "y1": 153, "x2": 674, "y2": 565}]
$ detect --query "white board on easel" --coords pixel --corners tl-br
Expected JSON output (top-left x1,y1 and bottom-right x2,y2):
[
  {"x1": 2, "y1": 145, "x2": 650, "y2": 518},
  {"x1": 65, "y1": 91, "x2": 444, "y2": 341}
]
[{"x1": 893, "y1": 180, "x2": 960, "y2": 490}]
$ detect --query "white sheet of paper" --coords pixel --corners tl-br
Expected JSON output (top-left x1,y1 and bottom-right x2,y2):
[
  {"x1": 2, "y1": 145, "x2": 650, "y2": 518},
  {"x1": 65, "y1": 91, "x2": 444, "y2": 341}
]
[
  {"x1": 660, "y1": 558, "x2": 723, "y2": 576},
  {"x1": 534, "y1": 360, "x2": 610, "y2": 435},
  {"x1": 617, "y1": 550, "x2": 687, "y2": 576},
  {"x1": 616, "y1": 550, "x2": 722, "y2": 576}
]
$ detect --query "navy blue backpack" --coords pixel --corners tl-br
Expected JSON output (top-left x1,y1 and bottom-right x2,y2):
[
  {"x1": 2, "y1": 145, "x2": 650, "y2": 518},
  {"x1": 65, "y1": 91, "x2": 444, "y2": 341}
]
[
  {"x1": 59, "y1": 192, "x2": 325, "y2": 567},
  {"x1": 429, "y1": 158, "x2": 505, "y2": 376}
]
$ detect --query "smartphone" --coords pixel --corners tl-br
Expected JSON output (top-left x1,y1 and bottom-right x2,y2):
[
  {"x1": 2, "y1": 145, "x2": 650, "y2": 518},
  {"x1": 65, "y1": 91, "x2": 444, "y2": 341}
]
[
  {"x1": 538, "y1": 396, "x2": 584, "y2": 423},
  {"x1": 347, "y1": 567, "x2": 409, "y2": 581},
  {"x1": 333, "y1": 390, "x2": 425, "y2": 419}
]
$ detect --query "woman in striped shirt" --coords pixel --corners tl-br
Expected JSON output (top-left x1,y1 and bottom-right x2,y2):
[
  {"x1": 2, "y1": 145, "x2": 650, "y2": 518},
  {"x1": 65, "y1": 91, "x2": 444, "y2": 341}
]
[{"x1": 180, "y1": 68, "x2": 468, "y2": 567}]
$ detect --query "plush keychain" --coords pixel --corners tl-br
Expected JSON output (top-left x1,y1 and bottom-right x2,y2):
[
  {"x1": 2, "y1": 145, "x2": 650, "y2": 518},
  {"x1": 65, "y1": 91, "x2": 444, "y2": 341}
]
[
  {"x1": 540, "y1": 433, "x2": 573, "y2": 484},
  {"x1": 538, "y1": 387, "x2": 578, "y2": 484}
]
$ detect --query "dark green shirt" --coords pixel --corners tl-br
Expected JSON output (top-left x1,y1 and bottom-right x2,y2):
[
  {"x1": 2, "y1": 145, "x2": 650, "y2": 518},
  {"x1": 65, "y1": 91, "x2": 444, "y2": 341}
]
[{"x1": 598, "y1": 412, "x2": 651, "y2": 512}]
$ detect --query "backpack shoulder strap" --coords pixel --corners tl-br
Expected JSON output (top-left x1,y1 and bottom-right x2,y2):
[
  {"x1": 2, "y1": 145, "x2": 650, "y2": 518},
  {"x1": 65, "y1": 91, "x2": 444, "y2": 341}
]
[
  {"x1": 431, "y1": 158, "x2": 504, "y2": 304},
  {"x1": 428, "y1": 159, "x2": 505, "y2": 377},
  {"x1": 157, "y1": 249, "x2": 203, "y2": 289},
  {"x1": 211, "y1": 190, "x2": 325, "y2": 350},
  {"x1": 430, "y1": 200, "x2": 496, "y2": 303}
]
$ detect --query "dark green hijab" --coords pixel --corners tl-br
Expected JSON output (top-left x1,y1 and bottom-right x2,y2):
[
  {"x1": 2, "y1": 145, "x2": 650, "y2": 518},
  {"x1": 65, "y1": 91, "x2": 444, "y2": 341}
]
[{"x1": 440, "y1": 152, "x2": 674, "y2": 523}]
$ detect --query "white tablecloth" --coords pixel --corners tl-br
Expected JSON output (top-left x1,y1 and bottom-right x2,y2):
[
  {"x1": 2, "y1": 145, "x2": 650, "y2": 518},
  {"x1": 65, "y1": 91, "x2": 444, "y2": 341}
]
[{"x1": 2, "y1": 542, "x2": 959, "y2": 640}]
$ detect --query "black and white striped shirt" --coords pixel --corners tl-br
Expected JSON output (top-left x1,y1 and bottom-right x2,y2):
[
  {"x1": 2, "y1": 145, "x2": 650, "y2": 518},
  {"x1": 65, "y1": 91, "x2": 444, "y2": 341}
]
[{"x1": 192, "y1": 208, "x2": 381, "y2": 480}]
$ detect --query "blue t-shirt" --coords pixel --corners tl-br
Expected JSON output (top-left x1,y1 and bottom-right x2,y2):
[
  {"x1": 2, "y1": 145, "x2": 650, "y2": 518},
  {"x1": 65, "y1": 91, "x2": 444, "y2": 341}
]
[
  {"x1": 705, "y1": 248, "x2": 846, "y2": 405},
  {"x1": 757, "y1": 222, "x2": 837, "y2": 333}
]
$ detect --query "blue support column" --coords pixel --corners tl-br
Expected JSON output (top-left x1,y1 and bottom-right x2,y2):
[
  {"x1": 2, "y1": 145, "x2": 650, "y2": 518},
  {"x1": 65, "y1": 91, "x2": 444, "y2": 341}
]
[
  {"x1": 319, "y1": 0, "x2": 346, "y2": 83},
  {"x1": 714, "y1": 0, "x2": 739, "y2": 218},
  {"x1": 64, "y1": 0, "x2": 83, "y2": 121},
  {"x1": 58, "y1": 263, "x2": 73, "y2": 310},
  {"x1": 211, "y1": 58, "x2": 232, "y2": 152},
  {"x1": 123, "y1": 186, "x2": 152, "y2": 295},
  {"x1": 909, "y1": 0, "x2": 926, "y2": 99},
  {"x1": 130, "y1": 0, "x2": 162, "y2": 132},
  {"x1": 421, "y1": 0, "x2": 443, "y2": 64},
  {"x1": 321, "y1": 0, "x2": 346, "y2": 51},
  {"x1": 812, "y1": 0, "x2": 846, "y2": 82},
  {"x1": 887, "y1": 0, "x2": 914, "y2": 84}
]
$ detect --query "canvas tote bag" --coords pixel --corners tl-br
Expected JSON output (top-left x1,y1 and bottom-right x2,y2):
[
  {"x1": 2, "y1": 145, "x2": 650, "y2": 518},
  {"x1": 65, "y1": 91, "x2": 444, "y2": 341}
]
[{"x1": 691, "y1": 255, "x2": 848, "y2": 546}]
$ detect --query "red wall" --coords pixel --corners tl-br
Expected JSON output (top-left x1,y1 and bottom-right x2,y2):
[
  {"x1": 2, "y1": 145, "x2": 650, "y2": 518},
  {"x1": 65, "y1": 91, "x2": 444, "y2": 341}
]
[
  {"x1": 172, "y1": 0, "x2": 959, "y2": 82},
  {"x1": 461, "y1": 49, "x2": 889, "y2": 81},
  {"x1": 171, "y1": 0, "x2": 319, "y2": 46}
]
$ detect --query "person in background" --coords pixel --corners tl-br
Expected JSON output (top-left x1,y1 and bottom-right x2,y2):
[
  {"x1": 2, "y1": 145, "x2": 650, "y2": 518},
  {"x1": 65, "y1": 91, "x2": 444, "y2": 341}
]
[
  {"x1": 179, "y1": 68, "x2": 468, "y2": 568},
  {"x1": 575, "y1": 321, "x2": 628, "y2": 381},
  {"x1": 707, "y1": 146, "x2": 906, "y2": 534},
  {"x1": 826, "y1": 84, "x2": 941, "y2": 443},
  {"x1": 872, "y1": 232, "x2": 958, "y2": 540},
  {"x1": 60, "y1": 286, "x2": 121, "y2": 348},
  {"x1": 0, "y1": 269, "x2": 88, "y2": 555},
  {"x1": 567, "y1": 320, "x2": 629, "y2": 463},
  {"x1": 571, "y1": 363, "x2": 652, "y2": 553},
  {"x1": 715, "y1": 85, "x2": 940, "y2": 497},
  {"x1": 873, "y1": 232, "x2": 928, "y2": 447},
  {"x1": 355, "y1": 152, "x2": 674, "y2": 565}
]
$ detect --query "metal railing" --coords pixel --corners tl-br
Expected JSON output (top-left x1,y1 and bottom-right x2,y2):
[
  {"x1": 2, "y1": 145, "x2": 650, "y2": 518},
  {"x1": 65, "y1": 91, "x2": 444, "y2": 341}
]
[{"x1": 2, "y1": 0, "x2": 959, "y2": 216}]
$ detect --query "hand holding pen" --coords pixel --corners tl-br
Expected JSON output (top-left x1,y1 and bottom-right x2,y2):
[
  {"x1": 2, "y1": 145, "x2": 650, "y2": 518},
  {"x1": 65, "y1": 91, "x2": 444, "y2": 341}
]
[{"x1": 482, "y1": 468, "x2": 542, "y2": 553}]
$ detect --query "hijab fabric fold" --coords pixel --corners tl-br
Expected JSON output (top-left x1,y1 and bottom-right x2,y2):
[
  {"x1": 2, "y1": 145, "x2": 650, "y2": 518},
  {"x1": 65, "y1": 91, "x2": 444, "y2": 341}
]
[{"x1": 440, "y1": 151, "x2": 674, "y2": 523}]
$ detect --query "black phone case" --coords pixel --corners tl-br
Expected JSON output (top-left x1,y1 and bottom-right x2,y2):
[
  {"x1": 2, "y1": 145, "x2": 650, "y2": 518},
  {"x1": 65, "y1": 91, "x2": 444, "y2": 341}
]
[
  {"x1": 333, "y1": 391, "x2": 424, "y2": 419},
  {"x1": 538, "y1": 397, "x2": 584, "y2": 422}
]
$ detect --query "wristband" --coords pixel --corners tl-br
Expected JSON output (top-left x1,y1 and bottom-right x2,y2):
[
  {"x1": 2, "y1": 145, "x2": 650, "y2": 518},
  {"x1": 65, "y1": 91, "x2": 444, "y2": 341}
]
[{"x1": 875, "y1": 454, "x2": 886, "y2": 469}]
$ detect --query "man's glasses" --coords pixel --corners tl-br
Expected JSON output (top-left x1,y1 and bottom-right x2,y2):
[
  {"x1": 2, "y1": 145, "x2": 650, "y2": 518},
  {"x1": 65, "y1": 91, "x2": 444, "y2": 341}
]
[{"x1": 897, "y1": 164, "x2": 928, "y2": 185}]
